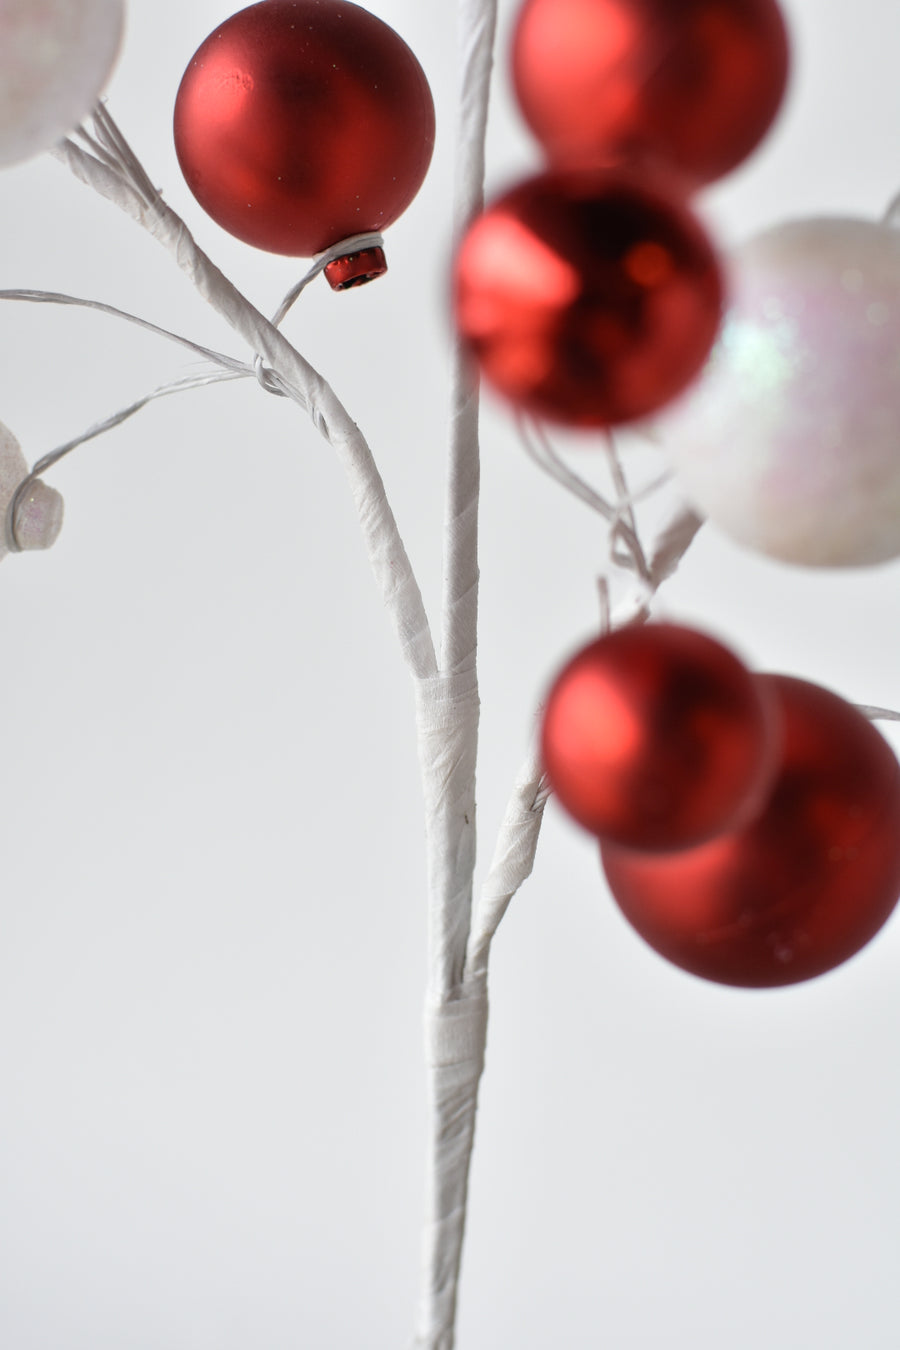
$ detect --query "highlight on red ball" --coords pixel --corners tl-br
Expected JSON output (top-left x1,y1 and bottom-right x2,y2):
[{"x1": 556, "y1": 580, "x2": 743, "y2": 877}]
[
  {"x1": 601, "y1": 675, "x2": 900, "y2": 988},
  {"x1": 173, "y1": 0, "x2": 435, "y2": 287},
  {"x1": 511, "y1": 0, "x2": 790, "y2": 187},
  {"x1": 540, "y1": 622, "x2": 779, "y2": 852},
  {"x1": 453, "y1": 167, "x2": 723, "y2": 427}
]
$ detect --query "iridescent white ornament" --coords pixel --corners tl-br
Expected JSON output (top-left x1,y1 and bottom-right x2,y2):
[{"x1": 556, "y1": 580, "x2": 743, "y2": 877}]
[
  {"x1": 0, "y1": 0, "x2": 124, "y2": 167},
  {"x1": 0, "y1": 420, "x2": 63, "y2": 560},
  {"x1": 658, "y1": 217, "x2": 900, "y2": 567}
]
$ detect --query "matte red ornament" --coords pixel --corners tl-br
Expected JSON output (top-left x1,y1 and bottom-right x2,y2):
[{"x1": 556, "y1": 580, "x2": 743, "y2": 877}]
[
  {"x1": 453, "y1": 168, "x2": 723, "y2": 426},
  {"x1": 173, "y1": 0, "x2": 435, "y2": 286},
  {"x1": 512, "y1": 0, "x2": 790, "y2": 186},
  {"x1": 541, "y1": 624, "x2": 778, "y2": 851},
  {"x1": 601, "y1": 675, "x2": 900, "y2": 987}
]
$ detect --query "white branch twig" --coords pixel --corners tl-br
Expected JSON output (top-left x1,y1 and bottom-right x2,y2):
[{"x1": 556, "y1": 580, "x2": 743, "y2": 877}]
[
  {"x1": 466, "y1": 739, "x2": 548, "y2": 980},
  {"x1": 54, "y1": 108, "x2": 438, "y2": 683}
]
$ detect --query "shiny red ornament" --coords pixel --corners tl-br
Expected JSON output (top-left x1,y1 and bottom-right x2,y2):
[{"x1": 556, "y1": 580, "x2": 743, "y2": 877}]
[
  {"x1": 512, "y1": 0, "x2": 790, "y2": 187},
  {"x1": 601, "y1": 675, "x2": 900, "y2": 987},
  {"x1": 541, "y1": 624, "x2": 778, "y2": 851},
  {"x1": 173, "y1": 0, "x2": 435, "y2": 287},
  {"x1": 453, "y1": 168, "x2": 723, "y2": 426}
]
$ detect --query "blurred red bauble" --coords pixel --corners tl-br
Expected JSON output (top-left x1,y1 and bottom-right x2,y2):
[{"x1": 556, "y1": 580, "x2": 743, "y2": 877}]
[
  {"x1": 173, "y1": 0, "x2": 435, "y2": 286},
  {"x1": 541, "y1": 624, "x2": 778, "y2": 851},
  {"x1": 453, "y1": 168, "x2": 722, "y2": 426},
  {"x1": 512, "y1": 0, "x2": 790, "y2": 186},
  {"x1": 601, "y1": 675, "x2": 900, "y2": 987}
]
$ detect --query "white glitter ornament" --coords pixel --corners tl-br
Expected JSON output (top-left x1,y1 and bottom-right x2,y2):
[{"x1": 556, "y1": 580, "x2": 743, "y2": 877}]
[
  {"x1": 658, "y1": 217, "x2": 900, "y2": 567},
  {"x1": 0, "y1": 420, "x2": 63, "y2": 559},
  {"x1": 0, "y1": 0, "x2": 124, "y2": 167}
]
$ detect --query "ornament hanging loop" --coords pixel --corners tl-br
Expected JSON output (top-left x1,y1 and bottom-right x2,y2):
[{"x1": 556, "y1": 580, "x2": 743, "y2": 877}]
[
  {"x1": 252, "y1": 230, "x2": 385, "y2": 394},
  {"x1": 274, "y1": 230, "x2": 387, "y2": 320}
]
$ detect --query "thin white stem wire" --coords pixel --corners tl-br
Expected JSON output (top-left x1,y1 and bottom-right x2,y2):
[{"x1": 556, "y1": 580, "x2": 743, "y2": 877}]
[
  {"x1": 517, "y1": 415, "x2": 655, "y2": 594},
  {"x1": 603, "y1": 431, "x2": 652, "y2": 582},
  {"x1": 0, "y1": 287, "x2": 265, "y2": 550},
  {"x1": 34, "y1": 372, "x2": 245, "y2": 475},
  {"x1": 517, "y1": 413, "x2": 620, "y2": 523},
  {"x1": 0, "y1": 288, "x2": 250, "y2": 372},
  {"x1": 517, "y1": 414, "x2": 673, "y2": 523},
  {"x1": 6, "y1": 369, "x2": 245, "y2": 549}
]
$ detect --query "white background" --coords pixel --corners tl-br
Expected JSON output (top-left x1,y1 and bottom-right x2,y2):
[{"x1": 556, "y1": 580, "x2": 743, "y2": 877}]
[{"x1": 2, "y1": 0, "x2": 900, "y2": 1346}]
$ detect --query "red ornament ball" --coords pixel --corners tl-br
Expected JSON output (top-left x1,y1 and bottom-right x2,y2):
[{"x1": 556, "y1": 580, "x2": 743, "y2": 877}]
[
  {"x1": 601, "y1": 675, "x2": 900, "y2": 987},
  {"x1": 541, "y1": 624, "x2": 778, "y2": 851},
  {"x1": 453, "y1": 168, "x2": 723, "y2": 426},
  {"x1": 173, "y1": 0, "x2": 435, "y2": 278},
  {"x1": 512, "y1": 0, "x2": 790, "y2": 186}
]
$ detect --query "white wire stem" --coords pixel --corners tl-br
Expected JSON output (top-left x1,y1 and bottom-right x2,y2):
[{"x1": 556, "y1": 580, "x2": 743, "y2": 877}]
[
  {"x1": 413, "y1": 0, "x2": 500, "y2": 1342},
  {"x1": 517, "y1": 413, "x2": 621, "y2": 524},
  {"x1": 517, "y1": 416, "x2": 659, "y2": 628},
  {"x1": 0, "y1": 288, "x2": 249, "y2": 373},
  {"x1": 516, "y1": 414, "x2": 652, "y2": 580},
  {"x1": 602, "y1": 431, "x2": 652, "y2": 582},
  {"x1": 5, "y1": 368, "x2": 245, "y2": 551},
  {"x1": 0, "y1": 288, "x2": 283, "y2": 549},
  {"x1": 54, "y1": 104, "x2": 438, "y2": 682}
]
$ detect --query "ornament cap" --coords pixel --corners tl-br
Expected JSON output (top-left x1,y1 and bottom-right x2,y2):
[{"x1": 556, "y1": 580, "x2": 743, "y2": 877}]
[{"x1": 323, "y1": 246, "x2": 388, "y2": 291}]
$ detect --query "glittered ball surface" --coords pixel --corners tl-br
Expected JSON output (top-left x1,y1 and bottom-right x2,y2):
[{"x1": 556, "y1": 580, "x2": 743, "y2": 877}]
[
  {"x1": 0, "y1": 0, "x2": 124, "y2": 167},
  {"x1": 453, "y1": 169, "x2": 723, "y2": 426},
  {"x1": 511, "y1": 0, "x2": 789, "y2": 186},
  {"x1": 173, "y1": 0, "x2": 435, "y2": 258},
  {"x1": 0, "y1": 420, "x2": 64, "y2": 559},
  {"x1": 659, "y1": 218, "x2": 900, "y2": 566},
  {"x1": 541, "y1": 624, "x2": 778, "y2": 851},
  {"x1": 601, "y1": 675, "x2": 900, "y2": 987}
]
